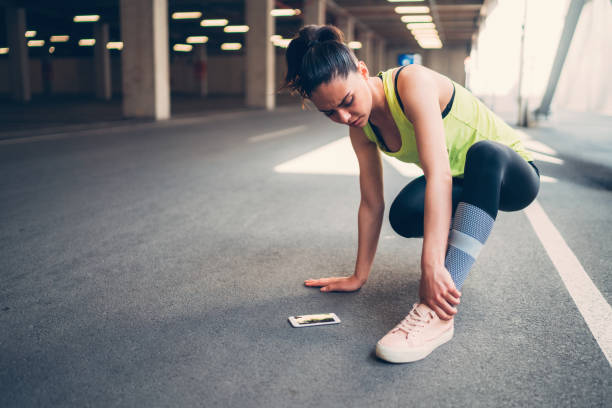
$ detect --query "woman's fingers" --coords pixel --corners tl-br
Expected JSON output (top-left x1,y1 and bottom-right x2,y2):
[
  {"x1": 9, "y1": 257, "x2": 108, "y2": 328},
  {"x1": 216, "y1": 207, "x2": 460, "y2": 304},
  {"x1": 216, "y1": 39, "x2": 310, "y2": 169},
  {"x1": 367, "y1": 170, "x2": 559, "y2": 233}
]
[
  {"x1": 444, "y1": 292, "x2": 461, "y2": 306},
  {"x1": 432, "y1": 304, "x2": 452, "y2": 321},
  {"x1": 304, "y1": 277, "x2": 338, "y2": 287}
]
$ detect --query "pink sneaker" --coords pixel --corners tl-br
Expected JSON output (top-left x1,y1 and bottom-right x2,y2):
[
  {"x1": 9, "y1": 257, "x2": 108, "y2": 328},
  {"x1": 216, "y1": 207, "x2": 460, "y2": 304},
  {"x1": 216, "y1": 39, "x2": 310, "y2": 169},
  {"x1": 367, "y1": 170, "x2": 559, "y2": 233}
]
[{"x1": 376, "y1": 303, "x2": 454, "y2": 363}]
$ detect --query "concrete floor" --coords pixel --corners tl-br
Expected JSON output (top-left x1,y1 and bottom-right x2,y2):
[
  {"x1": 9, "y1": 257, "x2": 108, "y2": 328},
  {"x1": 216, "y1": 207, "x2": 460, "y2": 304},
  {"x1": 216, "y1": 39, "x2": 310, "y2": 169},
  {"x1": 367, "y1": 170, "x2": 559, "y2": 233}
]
[{"x1": 0, "y1": 103, "x2": 610, "y2": 407}]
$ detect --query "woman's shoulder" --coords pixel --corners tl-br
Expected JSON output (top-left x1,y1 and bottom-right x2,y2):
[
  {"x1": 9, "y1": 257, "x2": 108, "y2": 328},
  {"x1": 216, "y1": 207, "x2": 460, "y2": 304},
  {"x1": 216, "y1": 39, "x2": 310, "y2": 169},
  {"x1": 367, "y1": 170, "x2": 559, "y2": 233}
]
[{"x1": 394, "y1": 64, "x2": 438, "y2": 90}]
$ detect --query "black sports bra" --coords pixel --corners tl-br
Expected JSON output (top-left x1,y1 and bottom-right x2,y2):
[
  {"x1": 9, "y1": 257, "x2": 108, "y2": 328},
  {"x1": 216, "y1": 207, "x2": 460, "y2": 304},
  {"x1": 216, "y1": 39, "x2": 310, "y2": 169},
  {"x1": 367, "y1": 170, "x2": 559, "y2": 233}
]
[{"x1": 368, "y1": 65, "x2": 456, "y2": 152}]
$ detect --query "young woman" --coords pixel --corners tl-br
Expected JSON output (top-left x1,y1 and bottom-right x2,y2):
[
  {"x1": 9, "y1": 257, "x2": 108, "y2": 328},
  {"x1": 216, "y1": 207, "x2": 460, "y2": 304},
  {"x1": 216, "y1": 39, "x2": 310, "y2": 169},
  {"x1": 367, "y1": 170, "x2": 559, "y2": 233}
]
[{"x1": 284, "y1": 25, "x2": 540, "y2": 363}]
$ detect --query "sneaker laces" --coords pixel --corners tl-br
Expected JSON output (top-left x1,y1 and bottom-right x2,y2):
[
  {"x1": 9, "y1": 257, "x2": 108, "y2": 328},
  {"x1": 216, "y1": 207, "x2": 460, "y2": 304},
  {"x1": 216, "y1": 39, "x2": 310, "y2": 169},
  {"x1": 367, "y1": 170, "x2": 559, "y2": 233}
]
[{"x1": 392, "y1": 303, "x2": 436, "y2": 337}]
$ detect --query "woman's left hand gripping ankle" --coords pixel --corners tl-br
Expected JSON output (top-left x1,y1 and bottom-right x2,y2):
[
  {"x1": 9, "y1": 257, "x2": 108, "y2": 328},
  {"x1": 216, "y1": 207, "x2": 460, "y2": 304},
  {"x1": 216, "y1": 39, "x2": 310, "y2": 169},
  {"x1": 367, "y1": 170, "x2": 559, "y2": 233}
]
[{"x1": 419, "y1": 265, "x2": 462, "y2": 321}]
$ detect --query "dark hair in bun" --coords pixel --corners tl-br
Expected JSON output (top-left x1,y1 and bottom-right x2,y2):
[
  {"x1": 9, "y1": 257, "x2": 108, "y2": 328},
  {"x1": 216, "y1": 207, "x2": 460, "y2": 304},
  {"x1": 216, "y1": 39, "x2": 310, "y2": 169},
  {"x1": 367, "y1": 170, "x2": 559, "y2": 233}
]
[{"x1": 284, "y1": 25, "x2": 358, "y2": 98}]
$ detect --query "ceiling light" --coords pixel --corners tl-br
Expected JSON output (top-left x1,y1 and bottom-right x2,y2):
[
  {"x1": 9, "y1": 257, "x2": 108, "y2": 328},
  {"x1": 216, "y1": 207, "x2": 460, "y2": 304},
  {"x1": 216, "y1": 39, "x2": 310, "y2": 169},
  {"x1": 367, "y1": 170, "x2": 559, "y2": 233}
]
[
  {"x1": 224, "y1": 25, "x2": 249, "y2": 33},
  {"x1": 201, "y1": 19, "x2": 228, "y2": 27},
  {"x1": 407, "y1": 22, "x2": 435, "y2": 29},
  {"x1": 74, "y1": 15, "x2": 100, "y2": 22},
  {"x1": 221, "y1": 43, "x2": 242, "y2": 51},
  {"x1": 388, "y1": 0, "x2": 425, "y2": 2},
  {"x1": 394, "y1": 6, "x2": 429, "y2": 13},
  {"x1": 410, "y1": 28, "x2": 438, "y2": 36},
  {"x1": 25, "y1": 31, "x2": 36, "y2": 37},
  {"x1": 107, "y1": 42, "x2": 123, "y2": 50},
  {"x1": 173, "y1": 44, "x2": 193, "y2": 52},
  {"x1": 271, "y1": 9, "x2": 301, "y2": 17},
  {"x1": 172, "y1": 12, "x2": 202, "y2": 20},
  {"x1": 0, "y1": 48, "x2": 9, "y2": 54},
  {"x1": 274, "y1": 39, "x2": 291, "y2": 48},
  {"x1": 186, "y1": 36, "x2": 209, "y2": 44},
  {"x1": 401, "y1": 15, "x2": 433, "y2": 23},
  {"x1": 27, "y1": 40, "x2": 44, "y2": 47},
  {"x1": 49, "y1": 46, "x2": 55, "y2": 53},
  {"x1": 78, "y1": 39, "x2": 95, "y2": 46},
  {"x1": 348, "y1": 41, "x2": 362, "y2": 49},
  {"x1": 50, "y1": 35, "x2": 70, "y2": 42}
]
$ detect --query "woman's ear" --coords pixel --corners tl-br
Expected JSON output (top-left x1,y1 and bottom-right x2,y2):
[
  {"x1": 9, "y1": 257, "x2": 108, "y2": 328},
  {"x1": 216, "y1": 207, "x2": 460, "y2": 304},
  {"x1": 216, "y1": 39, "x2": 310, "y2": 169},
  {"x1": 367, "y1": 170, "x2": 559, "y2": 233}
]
[{"x1": 357, "y1": 60, "x2": 369, "y2": 79}]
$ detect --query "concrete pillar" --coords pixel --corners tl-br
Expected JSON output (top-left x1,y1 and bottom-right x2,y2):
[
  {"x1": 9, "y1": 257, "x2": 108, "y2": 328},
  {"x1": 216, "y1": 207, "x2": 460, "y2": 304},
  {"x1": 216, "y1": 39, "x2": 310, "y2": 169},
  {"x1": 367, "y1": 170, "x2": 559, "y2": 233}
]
[
  {"x1": 358, "y1": 31, "x2": 374, "y2": 68},
  {"x1": 194, "y1": 44, "x2": 208, "y2": 97},
  {"x1": 376, "y1": 38, "x2": 387, "y2": 73},
  {"x1": 94, "y1": 23, "x2": 112, "y2": 100},
  {"x1": 336, "y1": 14, "x2": 354, "y2": 43},
  {"x1": 246, "y1": 0, "x2": 275, "y2": 110},
  {"x1": 5, "y1": 7, "x2": 31, "y2": 102},
  {"x1": 120, "y1": 0, "x2": 170, "y2": 120},
  {"x1": 303, "y1": 0, "x2": 326, "y2": 26}
]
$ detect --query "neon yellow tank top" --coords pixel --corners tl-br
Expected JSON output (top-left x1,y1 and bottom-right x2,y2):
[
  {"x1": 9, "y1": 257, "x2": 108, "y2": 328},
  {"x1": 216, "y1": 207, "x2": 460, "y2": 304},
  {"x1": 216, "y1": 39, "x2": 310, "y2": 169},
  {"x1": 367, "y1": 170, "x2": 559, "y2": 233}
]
[{"x1": 362, "y1": 68, "x2": 533, "y2": 177}]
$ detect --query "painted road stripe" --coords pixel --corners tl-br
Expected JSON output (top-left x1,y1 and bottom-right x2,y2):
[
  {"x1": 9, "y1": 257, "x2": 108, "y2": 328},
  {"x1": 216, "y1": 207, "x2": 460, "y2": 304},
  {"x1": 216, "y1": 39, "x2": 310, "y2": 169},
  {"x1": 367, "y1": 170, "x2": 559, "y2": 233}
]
[
  {"x1": 248, "y1": 125, "x2": 307, "y2": 143},
  {"x1": 524, "y1": 200, "x2": 612, "y2": 366},
  {"x1": 529, "y1": 150, "x2": 564, "y2": 165}
]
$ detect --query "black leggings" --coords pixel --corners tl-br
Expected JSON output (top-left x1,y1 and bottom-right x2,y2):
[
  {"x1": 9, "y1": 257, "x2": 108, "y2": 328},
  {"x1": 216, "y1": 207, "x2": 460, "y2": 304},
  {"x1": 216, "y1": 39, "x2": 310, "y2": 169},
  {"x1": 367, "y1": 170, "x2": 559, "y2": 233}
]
[{"x1": 389, "y1": 140, "x2": 540, "y2": 238}]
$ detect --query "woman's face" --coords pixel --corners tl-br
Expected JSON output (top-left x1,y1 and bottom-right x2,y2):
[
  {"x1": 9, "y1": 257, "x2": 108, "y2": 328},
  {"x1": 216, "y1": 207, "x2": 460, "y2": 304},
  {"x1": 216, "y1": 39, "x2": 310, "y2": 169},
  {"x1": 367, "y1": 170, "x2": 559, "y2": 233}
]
[{"x1": 309, "y1": 62, "x2": 372, "y2": 128}]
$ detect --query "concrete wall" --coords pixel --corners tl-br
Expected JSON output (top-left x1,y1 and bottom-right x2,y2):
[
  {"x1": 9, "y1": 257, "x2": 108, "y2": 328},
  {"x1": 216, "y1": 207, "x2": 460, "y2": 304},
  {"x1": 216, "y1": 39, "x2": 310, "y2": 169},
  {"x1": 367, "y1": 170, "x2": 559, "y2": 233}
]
[
  {"x1": 0, "y1": 49, "x2": 291, "y2": 98},
  {"x1": 385, "y1": 46, "x2": 468, "y2": 86}
]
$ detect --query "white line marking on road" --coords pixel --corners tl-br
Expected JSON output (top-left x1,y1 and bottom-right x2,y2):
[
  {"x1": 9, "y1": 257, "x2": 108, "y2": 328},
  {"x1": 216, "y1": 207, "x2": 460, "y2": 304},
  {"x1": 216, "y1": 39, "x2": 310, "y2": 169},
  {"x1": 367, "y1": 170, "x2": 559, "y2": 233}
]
[
  {"x1": 248, "y1": 125, "x2": 307, "y2": 143},
  {"x1": 524, "y1": 200, "x2": 612, "y2": 366},
  {"x1": 523, "y1": 140, "x2": 558, "y2": 155},
  {"x1": 529, "y1": 150, "x2": 564, "y2": 165}
]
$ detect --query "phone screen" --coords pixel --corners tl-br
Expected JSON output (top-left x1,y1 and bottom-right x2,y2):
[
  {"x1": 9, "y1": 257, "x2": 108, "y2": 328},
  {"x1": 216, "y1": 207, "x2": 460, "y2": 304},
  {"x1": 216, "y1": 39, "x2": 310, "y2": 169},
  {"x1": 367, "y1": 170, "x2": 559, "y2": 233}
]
[{"x1": 294, "y1": 313, "x2": 335, "y2": 325}]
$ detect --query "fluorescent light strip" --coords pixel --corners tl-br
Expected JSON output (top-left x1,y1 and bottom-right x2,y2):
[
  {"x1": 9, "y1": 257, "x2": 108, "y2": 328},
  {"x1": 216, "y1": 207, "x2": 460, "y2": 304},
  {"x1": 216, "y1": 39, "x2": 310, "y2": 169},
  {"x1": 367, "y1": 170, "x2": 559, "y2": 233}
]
[
  {"x1": 395, "y1": 6, "x2": 429, "y2": 13},
  {"x1": 27, "y1": 40, "x2": 45, "y2": 47},
  {"x1": 186, "y1": 36, "x2": 208, "y2": 44},
  {"x1": 401, "y1": 15, "x2": 433, "y2": 23},
  {"x1": 107, "y1": 42, "x2": 123, "y2": 50},
  {"x1": 0, "y1": 48, "x2": 9, "y2": 54},
  {"x1": 79, "y1": 39, "x2": 95, "y2": 46},
  {"x1": 172, "y1": 12, "x2": 202, "y2": 19},
  {"x1": 201, "y1": 19, "x2": 228, "y2": 27},
  {"x1": 74, "y1": 15, "x2": 100, "y2": 22},
  {"x1": 224, "y1": 25, "x2": 249, "y2": 33},
  {"x1": 50, "y1": 35, "x2": 70, "y2": 42},
  {"x1": 407, "y1": 22, "x2": 435, "y2": 29},
  {"x1": 173, "y1": 44, "x2": 193, "y2": 52},
  {"x1": 388, "y1": 0, "x2": 425, "y2": 2},
  {"x1": 348, "y1": 41, "x2": 362, "y2": 49},
  {"x1": 25, "y1": 31, "x2": 37, "y2": 38},
  {"x1": 271, "y1": 9, "x2": 301, "y2": 16},
  {"x1": 221, "y1": 43, "x2": 242, "y2": 50}
]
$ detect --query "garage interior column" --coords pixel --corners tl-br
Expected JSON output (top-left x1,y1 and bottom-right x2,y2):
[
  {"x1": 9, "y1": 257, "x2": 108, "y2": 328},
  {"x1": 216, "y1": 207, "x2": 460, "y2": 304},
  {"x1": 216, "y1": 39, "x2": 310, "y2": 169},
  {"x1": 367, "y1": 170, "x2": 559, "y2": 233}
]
[
  {"x1": 336, "y1": 14, "x2": 354, "y2": 44},
  {"x1": 5, "y1": 7, "x2": 31, "y2": 102},
  {"x1": 94, "y1": 22, "x2": 112, "y2": 101},
  {"x1": 119, "y1": 0, "x2": 170, "y2": 120},
  {"x1": 246, "y1": 0, "x2": 275, "y2": 110},
  {"x1": 304, "y1": 0, "x2": 326, "y2": 26}
]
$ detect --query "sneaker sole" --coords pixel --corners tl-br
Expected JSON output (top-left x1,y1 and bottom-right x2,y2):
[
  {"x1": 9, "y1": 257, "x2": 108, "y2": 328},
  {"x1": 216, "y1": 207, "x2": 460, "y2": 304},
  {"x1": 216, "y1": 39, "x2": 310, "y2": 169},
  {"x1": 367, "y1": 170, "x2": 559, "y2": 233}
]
[{"x1": 375, "y1": 326, "x2": 454, "y2": 363}]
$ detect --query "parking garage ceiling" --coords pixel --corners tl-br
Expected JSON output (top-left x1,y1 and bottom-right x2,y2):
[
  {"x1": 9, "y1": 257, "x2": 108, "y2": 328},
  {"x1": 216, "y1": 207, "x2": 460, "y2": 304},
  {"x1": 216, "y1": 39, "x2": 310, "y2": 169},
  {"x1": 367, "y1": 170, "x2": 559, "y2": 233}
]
[{"x1": 1, "y1": 0, "x2": 484, "y2": 57}]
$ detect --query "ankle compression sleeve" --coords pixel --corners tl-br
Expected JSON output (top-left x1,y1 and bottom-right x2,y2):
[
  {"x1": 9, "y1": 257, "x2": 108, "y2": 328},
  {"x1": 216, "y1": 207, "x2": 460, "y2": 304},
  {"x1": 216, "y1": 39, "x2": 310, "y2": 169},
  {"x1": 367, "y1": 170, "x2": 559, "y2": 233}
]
[{"x1": 444, "y1": 202, "x2": 494, "y2": 291}]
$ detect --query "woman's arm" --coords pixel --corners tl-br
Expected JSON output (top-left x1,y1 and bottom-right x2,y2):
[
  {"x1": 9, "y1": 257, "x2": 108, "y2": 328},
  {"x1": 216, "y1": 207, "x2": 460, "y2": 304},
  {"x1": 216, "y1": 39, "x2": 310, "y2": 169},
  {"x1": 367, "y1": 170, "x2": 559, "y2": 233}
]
[
  {"x1": 350, "y1": 126, "x2": 385, "y2": 284},
  {"x1": 303, "y1": 126, "x2": 384, "y2": 292},
  {"x1": 397, "y1": 67, "x2": 461, "y2": 319}
]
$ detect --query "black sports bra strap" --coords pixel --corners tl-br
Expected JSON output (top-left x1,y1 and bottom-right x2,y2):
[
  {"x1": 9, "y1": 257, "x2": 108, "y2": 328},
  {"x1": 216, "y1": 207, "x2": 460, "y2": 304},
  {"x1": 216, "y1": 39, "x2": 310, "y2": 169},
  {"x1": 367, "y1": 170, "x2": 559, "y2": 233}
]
[{"x1": 394, "y1": 65, "x2": 408, "y2": 112}]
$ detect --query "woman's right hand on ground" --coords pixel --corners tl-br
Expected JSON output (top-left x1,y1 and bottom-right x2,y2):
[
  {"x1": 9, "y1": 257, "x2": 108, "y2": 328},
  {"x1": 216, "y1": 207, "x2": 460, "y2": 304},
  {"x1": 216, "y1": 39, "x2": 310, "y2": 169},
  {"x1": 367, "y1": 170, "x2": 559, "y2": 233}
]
[{"x1": 304, "y1": 275, "x2": 365, "y2": 292}]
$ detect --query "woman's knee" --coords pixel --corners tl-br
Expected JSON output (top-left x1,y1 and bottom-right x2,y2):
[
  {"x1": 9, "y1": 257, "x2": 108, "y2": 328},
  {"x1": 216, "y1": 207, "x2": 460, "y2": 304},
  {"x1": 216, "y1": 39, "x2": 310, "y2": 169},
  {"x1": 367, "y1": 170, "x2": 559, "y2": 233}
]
[
  {"x1": 466, "y1": 141, "x2": 511, "y2": 166},
  {"x1": 389, "y1": 196, "x2": 424, "y2": 238}
]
